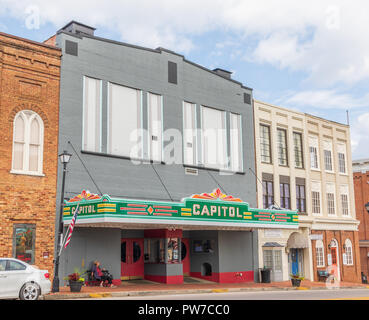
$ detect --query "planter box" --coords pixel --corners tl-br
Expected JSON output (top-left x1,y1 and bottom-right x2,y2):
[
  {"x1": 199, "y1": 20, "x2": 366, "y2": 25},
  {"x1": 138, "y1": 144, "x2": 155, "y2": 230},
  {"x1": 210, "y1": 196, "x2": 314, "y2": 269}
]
[
  {"x1": 69, "y1": 280, "x2": 83, "y2": 292},
  {"x1": 291, "y1": 279, "x2": 301, "y2": 287}
]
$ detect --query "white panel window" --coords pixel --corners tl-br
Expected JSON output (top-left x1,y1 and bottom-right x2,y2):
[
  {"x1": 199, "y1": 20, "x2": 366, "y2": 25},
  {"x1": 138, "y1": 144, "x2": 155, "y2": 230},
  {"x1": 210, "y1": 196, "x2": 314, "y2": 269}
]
[
  {"x1": 148, "y1": 92, "x2": 163, "y2": 162},
  {"x1": 315, "y1": 240, "x2": 325, "y2": 267},
  {"x1": 230, "y1": 113, "x2": 242, "y2": 172},
  {"x1": 11, "y1": 110, "x2": 44, "y2": 176},
  {"x1": 309, "y1": 136, "x2": 319, "y2": 170},
  {"x1": 323, "y1": 140, "x2": 333, "y2": 172},
  {"x1": 337, "y1": 143, "x2": 347, "y2": 174},
  {"x1": 201, "y1": 106, "x2": 227, "y2": 169},
  {"x1": 326, "y1": 183, "x2": 336, "y2": 216},
  {"x1": 183, "y1": 102, "x2": 197, "y2": 165},
  {"x1": 311, "y1": 181, "x2": 322, "y2": 215},
  {"x1": 340, "y1": 185, "x2": 350, "y2": 216},
  {"x1": 108, "y1": 83, "x2": 142, "y2": 159},
  {"x1": 83, "y1": 77, "x2": 102, "y2": 152},
  {"x1": 344, "y1": 239, "x2": 353, "y2": 265}
]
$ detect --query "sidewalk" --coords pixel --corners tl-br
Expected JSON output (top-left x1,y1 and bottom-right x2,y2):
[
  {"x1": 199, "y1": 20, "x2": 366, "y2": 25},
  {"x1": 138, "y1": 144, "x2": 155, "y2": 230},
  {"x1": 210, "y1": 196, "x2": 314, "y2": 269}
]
[{"x1": 44, "y1": 279, "x2": 369, "y2": 300}]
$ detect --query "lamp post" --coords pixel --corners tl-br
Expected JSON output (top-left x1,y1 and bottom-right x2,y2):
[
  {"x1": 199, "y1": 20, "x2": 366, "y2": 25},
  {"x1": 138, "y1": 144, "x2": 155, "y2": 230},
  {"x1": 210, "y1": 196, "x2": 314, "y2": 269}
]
[{"x1": 52, "y1": 150, "x2": 72, "y2": 293}]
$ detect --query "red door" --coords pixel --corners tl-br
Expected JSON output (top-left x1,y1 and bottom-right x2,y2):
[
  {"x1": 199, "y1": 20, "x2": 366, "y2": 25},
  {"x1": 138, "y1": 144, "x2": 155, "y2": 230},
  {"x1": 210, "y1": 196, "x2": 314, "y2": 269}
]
[
  {"x1": 182, "y1": 238, "x2": 190, "y2": 276},
  {"x1": 330, "y1": 247, "x2": 339, "y2": 279},
  {"x1": 121, "y1": 239, "x2": 144, "y2": 280}
]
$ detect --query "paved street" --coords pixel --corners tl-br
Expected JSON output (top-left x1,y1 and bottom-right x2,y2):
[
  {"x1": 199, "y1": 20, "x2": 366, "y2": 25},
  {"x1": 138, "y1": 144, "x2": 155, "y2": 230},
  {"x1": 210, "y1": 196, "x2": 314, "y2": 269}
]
[{"x1": 70, "y1": 288, "x2": 369, "y2": 300}]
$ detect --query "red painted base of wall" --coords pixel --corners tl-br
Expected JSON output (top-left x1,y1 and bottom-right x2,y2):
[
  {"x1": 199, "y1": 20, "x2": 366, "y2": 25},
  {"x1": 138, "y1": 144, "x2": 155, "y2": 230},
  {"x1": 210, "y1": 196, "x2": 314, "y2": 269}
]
[
  {"x1": 190, "y1": 271, "x2": 254, "y2": 283},
  {"x1": 145, "y1": 275, "x2": 184, "y2": 284}
]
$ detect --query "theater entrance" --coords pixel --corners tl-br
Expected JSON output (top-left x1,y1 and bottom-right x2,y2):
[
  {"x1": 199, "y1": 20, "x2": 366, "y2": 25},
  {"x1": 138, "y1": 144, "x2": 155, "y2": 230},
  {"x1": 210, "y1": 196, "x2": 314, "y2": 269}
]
[{"x1": 121, "y1": 238, "x2": 144, "y2": 280}]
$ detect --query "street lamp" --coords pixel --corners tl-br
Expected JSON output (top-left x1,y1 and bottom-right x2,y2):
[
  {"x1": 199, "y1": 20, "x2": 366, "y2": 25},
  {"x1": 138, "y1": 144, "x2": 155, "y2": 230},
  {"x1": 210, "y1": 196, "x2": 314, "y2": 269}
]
[
  {"x1": 365, "y1": 202, "x2": 369, "y2": 214},
  {"x1": 52, "y1": 150, "x2": 72, "y2": 293}
]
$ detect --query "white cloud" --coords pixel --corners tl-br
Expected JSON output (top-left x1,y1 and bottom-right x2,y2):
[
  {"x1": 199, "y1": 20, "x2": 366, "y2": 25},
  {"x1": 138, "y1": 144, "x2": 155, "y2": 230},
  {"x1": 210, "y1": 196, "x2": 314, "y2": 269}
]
[
  {"x1": 1, "y1": 0, "x2": 369, "y2": 86},
  {"x1": 351, "y1": 113, "x2": 369, "y2": 159}
]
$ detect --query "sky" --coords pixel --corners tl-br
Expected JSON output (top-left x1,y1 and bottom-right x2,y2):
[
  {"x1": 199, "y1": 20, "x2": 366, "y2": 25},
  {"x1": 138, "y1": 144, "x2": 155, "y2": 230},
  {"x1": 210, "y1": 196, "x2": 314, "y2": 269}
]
[{"x1": 0, "y1": 0, "x2": 368, "y2": 160}]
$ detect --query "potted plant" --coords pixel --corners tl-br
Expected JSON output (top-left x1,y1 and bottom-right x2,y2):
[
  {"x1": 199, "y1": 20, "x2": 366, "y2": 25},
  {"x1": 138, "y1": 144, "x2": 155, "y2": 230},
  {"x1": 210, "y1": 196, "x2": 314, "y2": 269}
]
[
  {"x1": 290, "y1": 273, "x2": 304, "y2": 287},
  {"x1": 64, "y1": 268, "x2": 86, "y2": 292}
]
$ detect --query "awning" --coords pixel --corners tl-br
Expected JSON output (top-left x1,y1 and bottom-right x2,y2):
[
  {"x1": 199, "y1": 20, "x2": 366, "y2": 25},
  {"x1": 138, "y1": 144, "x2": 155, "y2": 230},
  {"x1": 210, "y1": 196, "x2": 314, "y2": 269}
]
[
  {"x1": 262, "y1": 242, "x2": 284, "y2": 247},
  {"x1": 287, "y1": 232, "x2": 309, "y2": 249}
]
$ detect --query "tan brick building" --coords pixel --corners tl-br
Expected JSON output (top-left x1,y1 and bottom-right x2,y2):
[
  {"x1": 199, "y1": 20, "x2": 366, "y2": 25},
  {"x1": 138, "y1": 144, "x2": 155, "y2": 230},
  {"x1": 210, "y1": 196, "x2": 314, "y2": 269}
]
[
  {"x1": 353, "y1": 159, "x2": 369, "y2": 280},
  {"x1": 0, "y1": 32, "x2": 61, "y2": 274},
  {"x1": 254, "y1": 99, "x2": 361, "y2": 283}
]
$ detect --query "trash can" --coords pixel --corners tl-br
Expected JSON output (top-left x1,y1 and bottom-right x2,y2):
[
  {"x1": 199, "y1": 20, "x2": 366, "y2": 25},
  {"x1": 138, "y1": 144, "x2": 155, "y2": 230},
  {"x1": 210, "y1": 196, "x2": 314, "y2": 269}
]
[{"x1": 260, "y1": 268, "x2": 271, "y2": 283}]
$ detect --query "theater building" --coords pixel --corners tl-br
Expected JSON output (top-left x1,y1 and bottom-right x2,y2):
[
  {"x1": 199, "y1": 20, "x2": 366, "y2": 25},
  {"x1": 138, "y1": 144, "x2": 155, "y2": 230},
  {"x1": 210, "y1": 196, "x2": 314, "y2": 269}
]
[
  {"x1": 254, "y1": 100, "x2": 361, "y2": 283},
  {"x1": 48, "y1": 21, "x2": 299, "y2": 284},
  {"x1": 0, "y1": 32, "x2": 61, "y2": 272}
]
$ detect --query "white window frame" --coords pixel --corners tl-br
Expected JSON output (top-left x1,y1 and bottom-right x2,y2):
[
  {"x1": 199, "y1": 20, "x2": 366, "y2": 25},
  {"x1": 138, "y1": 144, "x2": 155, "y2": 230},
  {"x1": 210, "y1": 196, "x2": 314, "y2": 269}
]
[
  {"x1": 82, "y1": 76, "x2": 102, "y2": 153},
  {"x1": 323, "y1": 140, "x2": 334, "y2": 172},
  {"x1": 326, "y1": 183, "x2": 336, "y2": 216},
  {"x1": 315, "y1": 240, "x2": 325, "y2": 267},
  {"x1": 311, "y1": 181, "x2": 322, "y2": 215},
  {"x1": 11, "y1": 110, "x2": 44, "y2": 177},
  {"x1": 229, "y1": 113, "x2": 243, "y2": 172},
  {"x1": 182, "y1": 101, "x2": 198, "y2": 166},
  {"x1": 340, "y1": 185, "x2": 350, "y2": 217},
  {"x1": 309, "y1": 136, "x2": 320, "y2": 170},
  {"x1": 344, "y1": 239, "x2": 353, "y2": 266},
  {"x1": 147, "y1": 92, "x2": 163, "y2": 163}
]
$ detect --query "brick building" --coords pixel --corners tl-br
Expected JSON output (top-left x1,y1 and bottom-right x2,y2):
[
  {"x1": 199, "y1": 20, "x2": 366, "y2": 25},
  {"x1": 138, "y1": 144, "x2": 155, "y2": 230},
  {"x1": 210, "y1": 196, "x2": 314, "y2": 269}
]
[
  {"x1": 353, "y1": 159, "x2": 369, "y2": 279},
  {"x1": 0, "y1": 32, "x2": 61, "y2": 274}
]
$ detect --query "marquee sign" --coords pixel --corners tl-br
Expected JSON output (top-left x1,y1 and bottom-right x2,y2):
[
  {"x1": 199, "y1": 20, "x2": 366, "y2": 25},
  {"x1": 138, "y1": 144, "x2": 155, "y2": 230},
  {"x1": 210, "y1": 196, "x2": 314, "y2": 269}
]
[{"x1": 63, "y1": 189, "x2": 298, "y2": 228}]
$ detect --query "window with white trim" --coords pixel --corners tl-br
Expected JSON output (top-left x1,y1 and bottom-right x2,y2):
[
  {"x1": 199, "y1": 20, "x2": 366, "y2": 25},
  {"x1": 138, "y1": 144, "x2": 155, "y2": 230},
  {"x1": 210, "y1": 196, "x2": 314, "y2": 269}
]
[
  {"x1": 309, "y1": 136, "x2": 319, "y2": 170},
  {"x1": 107, "y1": 83, "x2": 142, "y2": 159},
  {"x1": 344, "y1": 239, "x2": 353, "y2": 265},
  {"x1": 340, "y1": 185, "x2": 350, "y2": 216},
  {"x1": 148, "y1": 92, "x2": 163, "y2": 163},
  {"x1": 277, "y1": 128, "x2": 288, "y2": 166},
  {"x1": 12, "y1": 110, "x2": 44, "y2": 175},
  {"x1": 315, "y1": 240, "x2": 325, "y2": 267},
  {"x1": 293, "y1": 132, "x2": 303, "y2": 169},
  {"x1": 201, "y1": 106, "x2": 227, "y2": 170},
  {"x1": 323, "y1": 140, "x2": 333, "y2": 172},
  {"x1": 230, "y1": 113, "x2": 243, "y2": 172},
  {"x1": 326, "y1": 183, "x2": 336, "y2": 216},
  {"x1": 83, "y1": 76, "x2": 102, "y2": 152},
  {"x1": 183, "y1": 102, "x2": 197, "y2": 166},
  {"x1": 260, "y1": 124, "x2": 271, "y2": 164},
  {"x1": 337, "y1": 143, "x2": 347, "y2": 174},
  {"x1": 311, "y1": 181, "x2": 321, "y2": 215}
]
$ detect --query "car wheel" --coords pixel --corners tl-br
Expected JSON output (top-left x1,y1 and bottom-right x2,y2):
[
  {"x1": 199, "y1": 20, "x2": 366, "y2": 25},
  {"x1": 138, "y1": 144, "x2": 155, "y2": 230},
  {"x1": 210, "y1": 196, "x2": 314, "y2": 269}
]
[{"x1": 19, "y1": 282, "x2": 40, "y2": 300}]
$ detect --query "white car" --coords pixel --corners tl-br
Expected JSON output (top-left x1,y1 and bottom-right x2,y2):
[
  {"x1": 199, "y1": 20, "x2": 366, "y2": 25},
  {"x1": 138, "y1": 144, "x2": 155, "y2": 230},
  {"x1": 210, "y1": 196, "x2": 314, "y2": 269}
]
[{"x1": 0, "y1": 258, "x2": 51, "y2": 300}]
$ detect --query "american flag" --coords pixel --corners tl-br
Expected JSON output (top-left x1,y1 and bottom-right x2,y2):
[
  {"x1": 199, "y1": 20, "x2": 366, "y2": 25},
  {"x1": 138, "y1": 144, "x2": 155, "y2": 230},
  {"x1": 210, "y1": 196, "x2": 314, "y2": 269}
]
[{"x1": 64, "y1": 203, "x2": 80, "y2": 249}]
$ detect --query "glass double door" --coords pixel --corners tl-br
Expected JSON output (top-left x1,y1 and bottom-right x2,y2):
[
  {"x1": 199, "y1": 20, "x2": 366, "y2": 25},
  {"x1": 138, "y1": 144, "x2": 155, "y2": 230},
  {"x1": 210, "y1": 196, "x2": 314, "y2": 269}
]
[{"x1": 121, "y1": 239, "x2": 144, "y2": 280}]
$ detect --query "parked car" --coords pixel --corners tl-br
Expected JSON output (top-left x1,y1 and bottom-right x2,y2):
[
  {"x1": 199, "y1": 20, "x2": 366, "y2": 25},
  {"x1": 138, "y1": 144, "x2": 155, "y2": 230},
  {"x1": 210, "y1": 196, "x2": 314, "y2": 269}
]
[{"x1": 0, "y1": 258, "x2": 51, "y2": 300}]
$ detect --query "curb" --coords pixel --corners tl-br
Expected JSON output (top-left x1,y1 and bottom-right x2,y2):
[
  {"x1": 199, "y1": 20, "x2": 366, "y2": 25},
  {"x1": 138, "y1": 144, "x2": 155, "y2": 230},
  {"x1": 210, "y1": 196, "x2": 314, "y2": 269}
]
[{"x1": 43, "y1": 285, "x2": 368, "y2": 300}]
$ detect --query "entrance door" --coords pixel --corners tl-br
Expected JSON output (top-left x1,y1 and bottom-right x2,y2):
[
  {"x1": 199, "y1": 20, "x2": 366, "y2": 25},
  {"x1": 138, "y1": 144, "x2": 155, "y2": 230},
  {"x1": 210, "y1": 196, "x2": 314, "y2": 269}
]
[
  {"x1": 330, "y1": 247, "x2": 339, "y2": 279},
  {"x1": 121, "y1": 239, "x2": 144, "y2": 280},
  {"x1": 181, "y1": 238, "x2": 190, "y2": 276},
  {"x1": 290, "y1": 249, "x2": 303, "y2": 276}
]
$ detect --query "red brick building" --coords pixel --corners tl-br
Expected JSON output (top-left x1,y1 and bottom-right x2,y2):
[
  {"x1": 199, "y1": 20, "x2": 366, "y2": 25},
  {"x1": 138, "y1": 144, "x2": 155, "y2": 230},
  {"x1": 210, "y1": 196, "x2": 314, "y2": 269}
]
[
  {"x1": 353, "y1": 159, "x2": 369, "y2": 279},
  {"x1": 0, "y1": 32, "x2": 61, "y2": 274}
]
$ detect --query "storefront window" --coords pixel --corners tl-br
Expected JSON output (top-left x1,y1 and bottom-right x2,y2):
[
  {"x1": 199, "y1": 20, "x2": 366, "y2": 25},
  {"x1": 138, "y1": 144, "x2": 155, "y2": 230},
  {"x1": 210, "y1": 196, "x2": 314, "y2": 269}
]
[
  {"x1": 144, "y1": 239, "x2": 166, "y2": 263},
  {"x1": 167, "y1": 238, "x2": 179, "y2": 263},
  {"x1": 193, "y1": 240, "x2": 215, "y2": 253},
  {"x1": 13, "y1": 224, "x2": 36, "y2": 264}
]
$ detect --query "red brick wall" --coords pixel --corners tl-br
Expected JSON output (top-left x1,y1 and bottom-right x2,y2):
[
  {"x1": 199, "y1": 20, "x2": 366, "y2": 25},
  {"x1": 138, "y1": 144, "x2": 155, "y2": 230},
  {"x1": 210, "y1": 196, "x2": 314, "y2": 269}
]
[
  {"x1": 0, "y1": 32, "x2": 61, "y2": 274},
  {"x1": 311, "y1": 230, "x2": 361, "y2": 283}
]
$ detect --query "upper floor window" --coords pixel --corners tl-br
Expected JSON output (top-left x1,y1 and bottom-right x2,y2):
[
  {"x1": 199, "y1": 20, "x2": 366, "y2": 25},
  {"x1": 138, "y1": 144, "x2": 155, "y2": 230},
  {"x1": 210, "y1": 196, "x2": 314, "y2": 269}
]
[
  {"x1": 323, "y1": 140, "x2": 333, "y2": 172},
  {"x1": 337, "y1": 143, "x2": 347, "y2": 174},
  {"x1": 183, "y1": 102, "x2": 197, "y2": 166},
  {"x1": 340, "y1": 184, "x2": 350, "y2": 216},
  {"x1": 107, "y1": 83, "x2": 142, "y2": 159},
  {"x1": 293, "y1": 132, "x2": 303, "y2": 169},
  {"x1": 229, "y1": 113, "x2": 243, "y2": 172},
  {"x1": 262, "y1": 179, "x2": 274, "y2": 209},
  {"x1": 296, "y1": 183, "x2": 306, "y2": 214},
  {"x1": 147, "y1": 92, "x2": 163, "y2": 163},
  {"x1": 83, "y1": 76, "x2": 102, "y2": 152},
  {"x1": 277, "y1": 128, "x2": 288, "y2": 166},
  {"x1": 326, "y1": 183, "x2": 336, "y2": 216},
  {"x1": 280, "y1": 182, "x2": 291, "y2": 209},
  {"x1": 309, "y1": 136, "x2": 319, "y2": 170},
  {"x1": 260, "y1": 124, "x2": 271, "y2": 164},
  {"x1": 201, "y1": 106, "x2": 227, "y2": 170},
  {"x1": 12, "y1": 110, "x2": 44, "y2": 176},
  {"x1": 311, "y1": 181, "x2": 322, "y2": 215}
]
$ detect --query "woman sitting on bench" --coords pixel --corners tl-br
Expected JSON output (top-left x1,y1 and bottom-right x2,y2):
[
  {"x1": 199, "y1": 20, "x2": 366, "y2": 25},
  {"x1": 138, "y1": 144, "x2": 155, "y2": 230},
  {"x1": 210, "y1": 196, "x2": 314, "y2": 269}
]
[{"x1": 92, "y1": 260, "x2": 116, "y2": 288}]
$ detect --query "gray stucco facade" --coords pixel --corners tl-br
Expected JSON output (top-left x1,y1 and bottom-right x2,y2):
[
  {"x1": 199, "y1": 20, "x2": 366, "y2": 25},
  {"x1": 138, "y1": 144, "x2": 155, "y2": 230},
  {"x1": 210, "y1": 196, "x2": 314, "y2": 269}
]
[{"x1": 54, "y1": 22, "x2": 258, "y2": 284}]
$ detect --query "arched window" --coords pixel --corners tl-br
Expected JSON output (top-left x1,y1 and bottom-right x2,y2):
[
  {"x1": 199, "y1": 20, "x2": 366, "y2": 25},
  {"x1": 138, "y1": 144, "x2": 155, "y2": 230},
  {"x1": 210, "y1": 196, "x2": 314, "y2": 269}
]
[
  {"x1": 315, "y1": 240, "x2": 325, "y2": 267},
  {"x1": 11, "y1": 110, "x2": 44, "y2": 175},
  {"x1": 344, "y1": 239, "x2": 353, "y2": 265}
]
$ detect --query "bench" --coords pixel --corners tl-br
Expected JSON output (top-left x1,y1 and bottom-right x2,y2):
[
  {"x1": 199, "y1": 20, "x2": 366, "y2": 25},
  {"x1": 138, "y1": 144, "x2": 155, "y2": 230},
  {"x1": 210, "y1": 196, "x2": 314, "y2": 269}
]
[{"x1": 317, "y1": 270, "x2": 329, "y2": 282}]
